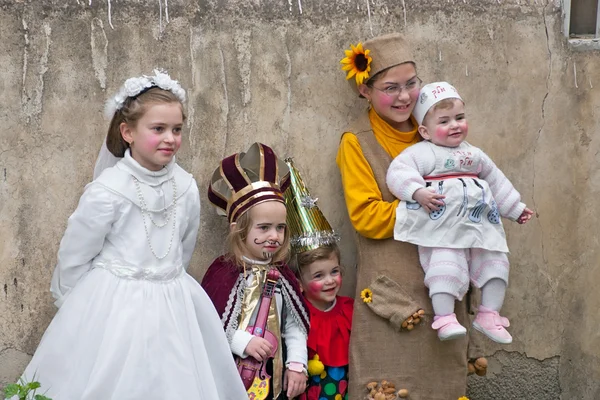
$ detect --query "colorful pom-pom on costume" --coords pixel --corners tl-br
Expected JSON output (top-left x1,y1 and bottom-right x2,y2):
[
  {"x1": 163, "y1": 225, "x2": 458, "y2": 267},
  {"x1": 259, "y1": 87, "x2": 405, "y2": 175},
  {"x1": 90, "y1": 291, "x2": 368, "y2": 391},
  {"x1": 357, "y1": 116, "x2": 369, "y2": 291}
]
[{"x1": 299, "y1": 297, "x2": 353, "y2": 400}]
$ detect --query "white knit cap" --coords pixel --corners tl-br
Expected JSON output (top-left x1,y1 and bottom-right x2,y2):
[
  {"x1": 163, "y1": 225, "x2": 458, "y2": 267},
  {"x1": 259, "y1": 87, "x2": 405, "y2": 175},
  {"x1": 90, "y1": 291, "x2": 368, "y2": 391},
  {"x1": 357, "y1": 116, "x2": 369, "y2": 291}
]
[{"x1": 413, "y1": 82, "x2": 463, "y2": 125}]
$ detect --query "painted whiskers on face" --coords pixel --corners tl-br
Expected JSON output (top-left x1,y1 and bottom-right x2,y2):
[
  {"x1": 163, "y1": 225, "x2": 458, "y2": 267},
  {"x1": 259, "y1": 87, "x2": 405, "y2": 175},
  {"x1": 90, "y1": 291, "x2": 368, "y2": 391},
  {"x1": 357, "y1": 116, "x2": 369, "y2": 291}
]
[
  {"x1": 243, "y1": 201, "x2": 287, "y2": 261},
  {"x1": 254, "y1": 238, "x2": 283, "y2": 259}
]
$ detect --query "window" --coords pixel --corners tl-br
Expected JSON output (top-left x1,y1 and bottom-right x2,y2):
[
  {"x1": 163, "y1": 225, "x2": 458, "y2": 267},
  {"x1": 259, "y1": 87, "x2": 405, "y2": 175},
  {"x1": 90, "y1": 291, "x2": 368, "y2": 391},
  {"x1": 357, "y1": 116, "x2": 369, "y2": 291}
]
[{"x1": 563, "y1": 0, "x2": 600, "y2": 49}]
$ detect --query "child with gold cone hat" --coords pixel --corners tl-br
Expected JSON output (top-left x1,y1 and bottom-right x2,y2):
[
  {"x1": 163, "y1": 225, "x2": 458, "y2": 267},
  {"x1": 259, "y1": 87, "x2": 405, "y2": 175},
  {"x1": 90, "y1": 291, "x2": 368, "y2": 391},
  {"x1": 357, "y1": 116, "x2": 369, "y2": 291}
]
[{"x1": 284, "y1": 158, "x2": 353, "y2": 400}]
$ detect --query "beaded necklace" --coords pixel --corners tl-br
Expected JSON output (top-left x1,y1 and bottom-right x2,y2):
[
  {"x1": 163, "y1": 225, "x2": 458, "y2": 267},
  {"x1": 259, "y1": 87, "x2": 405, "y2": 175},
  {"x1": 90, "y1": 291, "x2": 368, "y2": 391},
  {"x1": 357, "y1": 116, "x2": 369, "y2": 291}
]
[{"x1": 133, "y1": 176, "x2": 177, "y2": 260}]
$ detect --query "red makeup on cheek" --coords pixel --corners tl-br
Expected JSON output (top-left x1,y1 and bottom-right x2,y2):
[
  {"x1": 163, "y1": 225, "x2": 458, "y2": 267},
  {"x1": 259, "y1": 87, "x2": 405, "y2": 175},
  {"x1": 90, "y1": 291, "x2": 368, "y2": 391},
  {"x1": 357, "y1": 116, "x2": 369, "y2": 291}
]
[
  {"x1": 377, "y1": 95, "x2": 396, "y2": 108},
  {"x1": 307, "y1": 281, "x2": 324, "y2": 294},
  {"x1": 141, "y1": 136, "x2": 163, "y2": 151},
  {"x1": 334, "y1": 275, "x2": 342, "y2": 287},
  {"x1": 434, "y1": 126, "x2": 449, "y2": 140}
]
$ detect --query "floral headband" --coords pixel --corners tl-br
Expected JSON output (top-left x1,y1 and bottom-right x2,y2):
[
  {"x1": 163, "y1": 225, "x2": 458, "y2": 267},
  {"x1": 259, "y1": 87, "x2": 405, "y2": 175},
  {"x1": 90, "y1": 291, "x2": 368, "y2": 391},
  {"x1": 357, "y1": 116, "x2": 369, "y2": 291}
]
[
  {"x1": 340, "y1": 42, "x2": 373, "y2": 85},
  {"x1": 104, "y1": 69, "x2": 186, "y2": 119}
]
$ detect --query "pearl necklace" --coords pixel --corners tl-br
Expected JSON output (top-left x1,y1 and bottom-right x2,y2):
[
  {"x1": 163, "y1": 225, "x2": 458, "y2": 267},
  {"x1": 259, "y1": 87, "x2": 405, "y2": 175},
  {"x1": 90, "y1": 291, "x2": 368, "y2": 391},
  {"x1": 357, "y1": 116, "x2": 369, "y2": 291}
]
[{"x1": 133, "y1": 176, "x2": 177, "y2": 260}]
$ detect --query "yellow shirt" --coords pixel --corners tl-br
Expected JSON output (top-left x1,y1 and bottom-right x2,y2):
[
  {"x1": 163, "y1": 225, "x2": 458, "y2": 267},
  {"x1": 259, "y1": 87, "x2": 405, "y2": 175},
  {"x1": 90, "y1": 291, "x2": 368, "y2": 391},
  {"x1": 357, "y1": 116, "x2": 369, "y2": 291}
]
[{"x1": 336, "y1": 108, "x2": 419, "y2": 239}]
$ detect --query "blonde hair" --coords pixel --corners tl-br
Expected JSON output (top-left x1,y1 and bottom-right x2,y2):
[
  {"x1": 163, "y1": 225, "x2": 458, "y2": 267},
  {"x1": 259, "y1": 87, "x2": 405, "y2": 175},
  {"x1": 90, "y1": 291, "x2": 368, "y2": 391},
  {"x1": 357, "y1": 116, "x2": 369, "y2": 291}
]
[
  {"x1": 106, "y1": 87, "x2": 187, "y2": 157},
  {"x1": 290, "y1": 244, "x2": 342, "y2": 277},
  {"x1": 225, "y1": 203, "x2": 291, "y2": 266}
]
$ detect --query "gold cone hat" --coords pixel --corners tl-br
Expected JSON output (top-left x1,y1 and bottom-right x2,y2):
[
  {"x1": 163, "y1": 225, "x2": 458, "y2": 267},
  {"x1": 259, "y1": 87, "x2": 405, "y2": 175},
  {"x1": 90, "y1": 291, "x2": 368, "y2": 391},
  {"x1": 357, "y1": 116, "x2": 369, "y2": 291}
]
[{"x1": 284, "y1": 158, "x2": 340, "y2": 253}]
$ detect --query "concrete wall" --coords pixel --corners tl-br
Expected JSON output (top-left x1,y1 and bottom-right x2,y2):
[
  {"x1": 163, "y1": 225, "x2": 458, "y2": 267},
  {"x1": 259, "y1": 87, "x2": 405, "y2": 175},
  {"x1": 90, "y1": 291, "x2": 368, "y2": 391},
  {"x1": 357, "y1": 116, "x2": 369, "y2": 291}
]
[{"x1": 0, "y1": 0, "x2": 598, "y2": 399}]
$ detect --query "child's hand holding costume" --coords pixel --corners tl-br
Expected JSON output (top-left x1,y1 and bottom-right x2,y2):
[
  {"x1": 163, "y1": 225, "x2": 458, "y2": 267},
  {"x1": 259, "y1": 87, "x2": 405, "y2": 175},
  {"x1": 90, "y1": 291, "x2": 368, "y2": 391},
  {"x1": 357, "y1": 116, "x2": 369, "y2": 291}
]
[
  {"x1": 413, "y1": 187, "x2": 445, "y2": 213},
  {"x1": 245, "y1": 337, "x2": 274, "y2": 361}
]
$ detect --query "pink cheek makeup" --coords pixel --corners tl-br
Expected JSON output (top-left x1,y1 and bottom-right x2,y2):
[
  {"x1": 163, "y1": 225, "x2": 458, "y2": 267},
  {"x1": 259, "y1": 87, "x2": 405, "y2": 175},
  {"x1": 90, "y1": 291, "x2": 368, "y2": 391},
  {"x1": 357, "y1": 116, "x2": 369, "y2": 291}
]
[
  {"x1": 173, "y1": 136, "x2": 182, "y2": 150},
  {"x1": 435, "y1": 126, "x2": 449, "y2": 137},
  {"x1": 378, "y1": 95, "x2": 397, "y2": 108},
  {"x1": 141, "y1": 136, "x2": 164, "y2": 151},
  {"x1": 307, "y1": 281, "x2": 324, "y2": 295},
  {"x1": 333, "y1": 275, "x2": 342, "y2": 287}
]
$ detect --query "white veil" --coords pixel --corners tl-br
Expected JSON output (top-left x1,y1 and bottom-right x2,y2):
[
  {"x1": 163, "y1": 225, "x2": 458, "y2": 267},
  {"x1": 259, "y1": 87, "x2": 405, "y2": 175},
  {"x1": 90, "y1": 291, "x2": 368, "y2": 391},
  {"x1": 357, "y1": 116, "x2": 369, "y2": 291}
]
[
  {"x1": 94, "y1": 69, "x2": 185, "y2": 180},
  {"x1": 93, "y1": 138, "x2": 121, "y2": 180}
]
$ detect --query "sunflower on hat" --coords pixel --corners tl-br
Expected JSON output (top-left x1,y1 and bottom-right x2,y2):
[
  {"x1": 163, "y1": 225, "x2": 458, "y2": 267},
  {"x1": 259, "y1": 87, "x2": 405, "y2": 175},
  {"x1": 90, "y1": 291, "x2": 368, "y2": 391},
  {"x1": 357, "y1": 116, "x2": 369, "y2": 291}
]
[{"x1": 340, "y1": 42, "x2": 372, "y2": 85}]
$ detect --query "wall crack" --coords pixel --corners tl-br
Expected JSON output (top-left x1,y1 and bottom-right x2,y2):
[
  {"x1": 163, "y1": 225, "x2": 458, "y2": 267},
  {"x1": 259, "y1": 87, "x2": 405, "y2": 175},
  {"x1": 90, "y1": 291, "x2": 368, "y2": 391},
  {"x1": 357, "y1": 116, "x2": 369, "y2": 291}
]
[{"x1": 532, "y1": 3, "x2": 552, "y2": 268}]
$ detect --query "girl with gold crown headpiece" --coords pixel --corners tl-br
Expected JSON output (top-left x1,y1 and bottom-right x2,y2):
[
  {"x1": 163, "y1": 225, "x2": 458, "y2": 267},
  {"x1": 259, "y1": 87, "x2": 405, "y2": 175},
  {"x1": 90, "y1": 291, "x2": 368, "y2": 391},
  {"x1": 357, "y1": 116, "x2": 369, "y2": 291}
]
[
  {"x1": 337, "y1": 33, "x2": 472, "y2": 399},
  {"x1": 201, "y1": 142, "x2": 310, "y2": 400},
  {"x1": 283, "y1": 158, "x2": 354, "y2": 400},
  {"x1": 17, "y1": 70, "x2": 247, "y2": 399}
]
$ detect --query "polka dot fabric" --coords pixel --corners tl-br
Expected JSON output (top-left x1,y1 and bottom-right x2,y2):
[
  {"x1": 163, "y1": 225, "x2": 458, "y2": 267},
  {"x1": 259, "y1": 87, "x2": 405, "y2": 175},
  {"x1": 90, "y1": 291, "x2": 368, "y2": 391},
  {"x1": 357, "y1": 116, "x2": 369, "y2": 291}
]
[{"x1": 306, "y1": 364, "x2": 349, "y2": 400}]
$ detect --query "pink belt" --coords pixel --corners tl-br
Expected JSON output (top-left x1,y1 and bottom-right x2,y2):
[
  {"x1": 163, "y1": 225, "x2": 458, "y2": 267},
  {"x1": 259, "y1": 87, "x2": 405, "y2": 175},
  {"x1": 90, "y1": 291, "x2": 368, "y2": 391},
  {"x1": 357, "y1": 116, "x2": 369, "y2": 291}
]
[{"x1": 423, "y1": 173, "x2": 478, "y2": 181}]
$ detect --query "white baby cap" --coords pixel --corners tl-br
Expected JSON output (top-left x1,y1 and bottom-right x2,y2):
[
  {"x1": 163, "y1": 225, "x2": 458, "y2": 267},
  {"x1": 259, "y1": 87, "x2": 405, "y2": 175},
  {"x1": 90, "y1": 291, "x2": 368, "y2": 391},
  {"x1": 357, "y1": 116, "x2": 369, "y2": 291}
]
[{"x1": 413, "y1": 82, "x2": 462, "y2": 125}]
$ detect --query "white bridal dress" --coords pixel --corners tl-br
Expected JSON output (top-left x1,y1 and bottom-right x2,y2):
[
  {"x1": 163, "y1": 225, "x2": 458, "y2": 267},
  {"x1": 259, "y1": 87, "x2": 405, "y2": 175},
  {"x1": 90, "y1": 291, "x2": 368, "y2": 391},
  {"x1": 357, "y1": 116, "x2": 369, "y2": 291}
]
[{"x1": 20, "y1": 150, "x2": 247, "y2": 400}]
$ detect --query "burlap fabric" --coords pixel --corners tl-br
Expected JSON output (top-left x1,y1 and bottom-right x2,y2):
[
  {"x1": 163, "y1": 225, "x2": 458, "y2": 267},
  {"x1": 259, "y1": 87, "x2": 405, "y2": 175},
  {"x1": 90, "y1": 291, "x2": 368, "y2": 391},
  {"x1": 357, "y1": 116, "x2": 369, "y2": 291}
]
[
  {"x1": 344, "y1": 112, "x2": 469, "y2": 400},
  {"x1": 347, "y1": 33, "x2": 415, "y2": 96},
  {"x1": 365, "y1": 275, "x2": 420, "y2": 331}
]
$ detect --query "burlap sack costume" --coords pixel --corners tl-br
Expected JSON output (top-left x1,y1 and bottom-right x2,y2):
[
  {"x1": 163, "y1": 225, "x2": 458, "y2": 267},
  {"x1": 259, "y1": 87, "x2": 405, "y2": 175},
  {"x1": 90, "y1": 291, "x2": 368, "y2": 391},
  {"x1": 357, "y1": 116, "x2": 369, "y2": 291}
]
[{"x1": 339, "y1": 34, "x2": 476, "y2": 399}]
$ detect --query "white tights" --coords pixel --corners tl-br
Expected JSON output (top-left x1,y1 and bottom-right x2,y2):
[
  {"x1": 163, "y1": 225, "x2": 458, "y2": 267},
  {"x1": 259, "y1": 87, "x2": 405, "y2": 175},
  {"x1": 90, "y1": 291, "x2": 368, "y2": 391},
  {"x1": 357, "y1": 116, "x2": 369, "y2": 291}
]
[{"x1": 432, "y1": 278, "x2": 507, "y2": 317}]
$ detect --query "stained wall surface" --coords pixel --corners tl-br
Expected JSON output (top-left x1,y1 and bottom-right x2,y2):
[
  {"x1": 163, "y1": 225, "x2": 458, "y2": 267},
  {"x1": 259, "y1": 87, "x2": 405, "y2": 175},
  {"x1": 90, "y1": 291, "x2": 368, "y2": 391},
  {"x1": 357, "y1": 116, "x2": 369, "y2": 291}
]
[{"x1": 0, "y1": 1, "x2": 598, "y2": 399}]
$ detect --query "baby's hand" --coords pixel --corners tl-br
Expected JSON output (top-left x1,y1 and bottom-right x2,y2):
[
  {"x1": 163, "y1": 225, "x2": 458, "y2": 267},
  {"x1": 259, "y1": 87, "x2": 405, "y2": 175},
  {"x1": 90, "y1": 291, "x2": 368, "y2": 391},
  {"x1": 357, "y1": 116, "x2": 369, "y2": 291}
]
[
  {"x1": 517, "y1": 207, "x2": 534, "y2": 224},
  {"x1": 413, "y1": 188, "x2": 445, "y2": 213},
  {"x1": 244, "y1": 337, "x2": 273, "y2": 361}
]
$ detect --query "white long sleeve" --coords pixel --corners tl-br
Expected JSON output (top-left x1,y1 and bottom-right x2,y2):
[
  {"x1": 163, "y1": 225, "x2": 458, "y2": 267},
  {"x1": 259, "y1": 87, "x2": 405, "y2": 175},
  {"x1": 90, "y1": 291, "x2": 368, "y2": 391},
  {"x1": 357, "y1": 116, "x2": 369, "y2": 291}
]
[
  {"x1": 282, "y1": 297, "x2": 308, "y2": 366},
  {"x1": 50, "y1": 183, "x2": 117, "y2": 308},
  {"x1": 181, "y1": 182, "x2": 200, "y2": 270},
  {"x1": 386, "y1": 142, "x2": 437, "y2": 201},
  {"x1": 479, "y1": 152, "x2": 526, "y2": 221},
  {"x1": 230, "y1": 329, "x2": 254, "y2": 357}
]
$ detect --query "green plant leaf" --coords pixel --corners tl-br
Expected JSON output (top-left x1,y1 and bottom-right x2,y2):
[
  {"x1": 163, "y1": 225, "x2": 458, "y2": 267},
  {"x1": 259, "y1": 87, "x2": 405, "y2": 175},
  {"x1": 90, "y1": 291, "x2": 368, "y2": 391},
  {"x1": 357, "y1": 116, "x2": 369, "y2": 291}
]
[
  {"x1": 34, "y1": 395, "x2": 52, "y2": 400},
  {"x1": 25, "y1": 382, "x2": 41, "y2": 391},
  {"x1": 4, "y1": 383, "x2": 21, "y2": 397},
  {"x1": 18, "y1": 384, "x2": 29, "y2": 398}
]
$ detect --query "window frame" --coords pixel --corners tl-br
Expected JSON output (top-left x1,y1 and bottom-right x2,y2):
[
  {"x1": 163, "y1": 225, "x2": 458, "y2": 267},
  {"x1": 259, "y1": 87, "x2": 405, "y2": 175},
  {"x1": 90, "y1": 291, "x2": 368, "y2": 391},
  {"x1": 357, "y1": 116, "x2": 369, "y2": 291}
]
[{"x1": 563, "y1": 0, "x2": 600, "y2": 50}]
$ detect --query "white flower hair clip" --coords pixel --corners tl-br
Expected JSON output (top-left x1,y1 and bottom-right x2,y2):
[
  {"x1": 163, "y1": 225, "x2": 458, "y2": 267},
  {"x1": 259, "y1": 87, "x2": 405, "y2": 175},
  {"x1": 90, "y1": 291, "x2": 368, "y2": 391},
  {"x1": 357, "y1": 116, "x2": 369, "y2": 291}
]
[{"x1": 104, "y1": 69, "x2": 186, "y2": 119}]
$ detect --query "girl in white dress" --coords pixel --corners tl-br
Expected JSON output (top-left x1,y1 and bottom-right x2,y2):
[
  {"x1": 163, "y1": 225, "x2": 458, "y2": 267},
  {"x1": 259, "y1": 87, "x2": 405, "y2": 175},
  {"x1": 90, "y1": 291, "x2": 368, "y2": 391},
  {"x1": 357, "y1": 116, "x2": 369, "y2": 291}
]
[
  {"x1": 19, "y1": 70, "x2": 247, "y2": 400},
  {"x1": 386, "y1": 82, "x2": 534, "y2": 345}
]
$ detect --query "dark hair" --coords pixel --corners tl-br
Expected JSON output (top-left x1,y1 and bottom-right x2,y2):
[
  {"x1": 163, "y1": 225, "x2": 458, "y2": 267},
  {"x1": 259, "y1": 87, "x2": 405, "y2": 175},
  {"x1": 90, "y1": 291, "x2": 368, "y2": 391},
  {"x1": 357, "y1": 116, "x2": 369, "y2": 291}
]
[
  {"x1": 106, "y1": 87, "x2": 186, "y2": 157},
  {"x1": 290, "y1": 244, "x2": 341, "y2": 276}
]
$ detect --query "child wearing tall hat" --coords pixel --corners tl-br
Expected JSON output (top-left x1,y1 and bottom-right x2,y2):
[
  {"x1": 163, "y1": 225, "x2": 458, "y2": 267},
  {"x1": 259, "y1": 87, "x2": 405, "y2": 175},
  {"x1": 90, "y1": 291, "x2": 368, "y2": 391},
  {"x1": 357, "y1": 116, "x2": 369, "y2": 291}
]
[
  {"x1": 386, "y1": 82, "x2": 533, "y2": 344},
  {"x1": 284, "y1": 159, "x2": 353, "y2": 400},
  {"x1": 201, "y1": 143, "x2": 310, "y2": 400},
  {"x1": 337, "y1": 33, "x2": 469, "y2": 399}
]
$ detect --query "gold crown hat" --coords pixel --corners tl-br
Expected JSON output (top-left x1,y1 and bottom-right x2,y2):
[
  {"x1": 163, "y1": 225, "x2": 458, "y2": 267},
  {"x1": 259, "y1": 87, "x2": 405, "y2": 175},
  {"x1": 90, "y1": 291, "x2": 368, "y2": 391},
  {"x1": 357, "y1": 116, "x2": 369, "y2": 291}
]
[
  {"x1": 340, "y1": 33, "x2": 415, "y2": 95},
  {"x1": 284, "y1": 158, "x2": 340, "y2": 253},
  {"x1": 208, "y1": 143, "x2": 290, "y2": 223}
]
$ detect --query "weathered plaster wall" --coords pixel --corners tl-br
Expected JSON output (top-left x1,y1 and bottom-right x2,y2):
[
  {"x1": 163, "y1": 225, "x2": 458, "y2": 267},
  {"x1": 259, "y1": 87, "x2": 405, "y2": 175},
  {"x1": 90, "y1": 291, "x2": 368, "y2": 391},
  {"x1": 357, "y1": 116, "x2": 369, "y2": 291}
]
[{"x1": 0, "y1": 0, "x2": 598, "y2": 399}]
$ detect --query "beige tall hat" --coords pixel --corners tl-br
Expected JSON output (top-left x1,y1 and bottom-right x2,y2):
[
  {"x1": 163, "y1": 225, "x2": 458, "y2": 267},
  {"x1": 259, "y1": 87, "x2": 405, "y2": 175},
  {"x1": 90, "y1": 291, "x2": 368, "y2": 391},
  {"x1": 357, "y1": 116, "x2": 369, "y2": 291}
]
[
  {"x1": 284, "y1": 158, "x2": 340, "y2": 254},
  {"x1": 340, "y1": 33, "x2": 415, "y2": 95}
]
